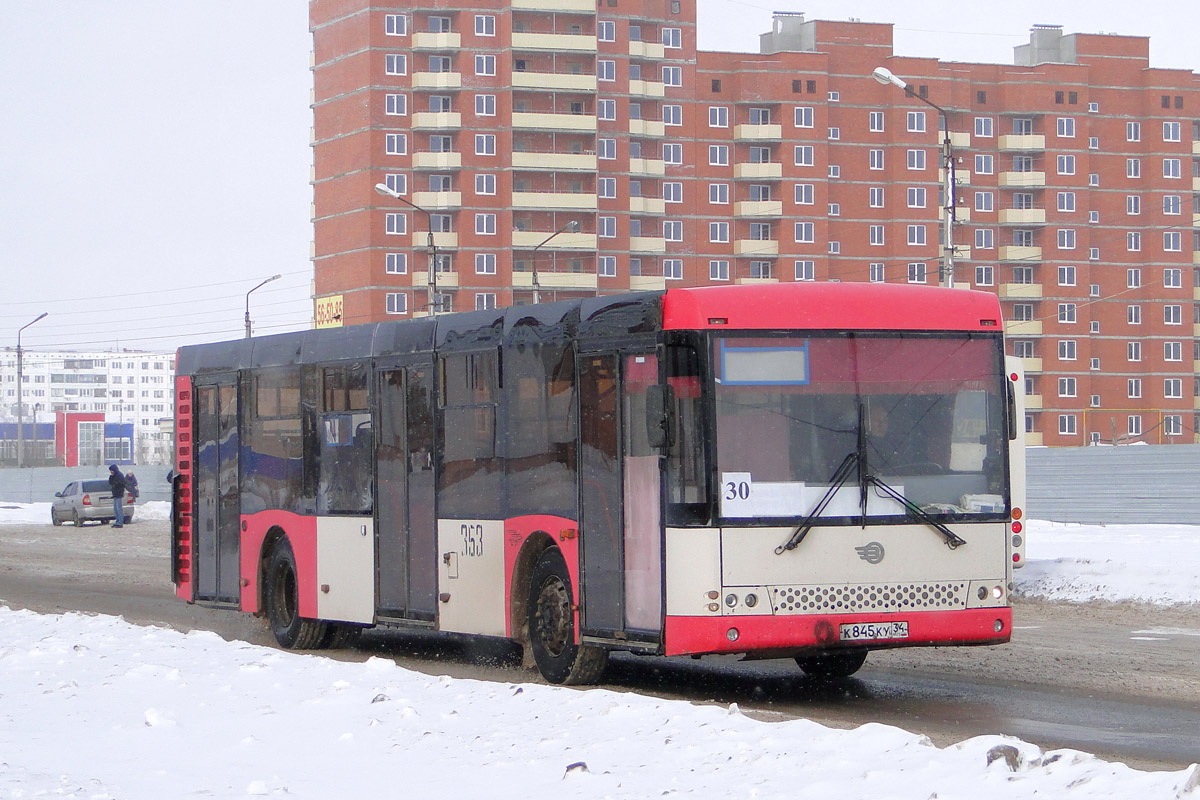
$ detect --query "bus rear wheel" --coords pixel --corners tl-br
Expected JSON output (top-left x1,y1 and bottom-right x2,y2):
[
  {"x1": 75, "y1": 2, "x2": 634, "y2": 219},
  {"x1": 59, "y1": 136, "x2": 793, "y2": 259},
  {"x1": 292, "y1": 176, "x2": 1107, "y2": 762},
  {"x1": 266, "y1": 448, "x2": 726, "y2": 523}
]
[
  {"x1": 795, "y1": 649, "x2": 868, "y2": 679},
  {"x1": 527, "y1": 548, "x2": 607, "y2": 685},
  {"x1": 265, "y1": 538, "x2": 328, "y2": 650}
]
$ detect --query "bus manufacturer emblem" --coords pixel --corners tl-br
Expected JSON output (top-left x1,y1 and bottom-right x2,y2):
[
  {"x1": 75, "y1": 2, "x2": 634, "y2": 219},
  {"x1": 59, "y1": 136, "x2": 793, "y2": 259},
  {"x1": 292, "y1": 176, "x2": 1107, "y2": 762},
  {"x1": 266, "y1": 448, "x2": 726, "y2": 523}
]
[{"x1": 855, "y1": 542, "x2": 885, "y2": 564}]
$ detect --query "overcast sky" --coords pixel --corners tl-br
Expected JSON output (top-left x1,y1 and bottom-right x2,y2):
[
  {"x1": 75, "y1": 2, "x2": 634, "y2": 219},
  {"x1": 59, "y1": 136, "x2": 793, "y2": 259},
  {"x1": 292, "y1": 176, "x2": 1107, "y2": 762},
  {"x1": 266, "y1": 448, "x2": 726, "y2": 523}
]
[{"x1": 1, "y1": 1, "x2": 1194, "y2": 354}]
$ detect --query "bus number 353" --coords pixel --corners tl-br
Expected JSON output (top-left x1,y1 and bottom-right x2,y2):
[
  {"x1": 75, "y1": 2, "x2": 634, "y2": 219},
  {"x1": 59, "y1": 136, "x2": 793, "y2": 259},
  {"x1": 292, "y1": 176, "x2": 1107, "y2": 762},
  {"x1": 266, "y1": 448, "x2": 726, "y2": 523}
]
[{"x1": 461, "y1": 524, "x2": 484, "y2": 557}]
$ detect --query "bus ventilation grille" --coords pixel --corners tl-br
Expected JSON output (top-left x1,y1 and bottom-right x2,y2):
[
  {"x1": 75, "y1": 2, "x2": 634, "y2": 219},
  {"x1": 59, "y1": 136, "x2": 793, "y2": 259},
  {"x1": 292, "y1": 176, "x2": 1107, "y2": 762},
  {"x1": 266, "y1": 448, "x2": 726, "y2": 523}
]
[{"x1": 771, "y1": 582, "x2": 968, "y2": 614}]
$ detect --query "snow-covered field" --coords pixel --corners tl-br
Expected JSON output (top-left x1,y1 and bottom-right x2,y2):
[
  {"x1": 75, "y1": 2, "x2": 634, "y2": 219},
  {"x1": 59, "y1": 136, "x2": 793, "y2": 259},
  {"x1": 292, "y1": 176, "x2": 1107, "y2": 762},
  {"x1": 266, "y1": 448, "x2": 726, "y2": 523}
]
[{"x1": 1, "y1": 502, "x2": 1197, "y2": 798}]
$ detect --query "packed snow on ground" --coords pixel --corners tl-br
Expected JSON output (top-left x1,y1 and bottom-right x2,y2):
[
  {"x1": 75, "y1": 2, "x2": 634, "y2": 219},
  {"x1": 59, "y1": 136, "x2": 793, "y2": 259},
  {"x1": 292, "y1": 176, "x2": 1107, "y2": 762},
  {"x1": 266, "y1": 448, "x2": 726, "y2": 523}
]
[{"x1": 1, "y1": 502, "x2": 1197, "y2": 798}]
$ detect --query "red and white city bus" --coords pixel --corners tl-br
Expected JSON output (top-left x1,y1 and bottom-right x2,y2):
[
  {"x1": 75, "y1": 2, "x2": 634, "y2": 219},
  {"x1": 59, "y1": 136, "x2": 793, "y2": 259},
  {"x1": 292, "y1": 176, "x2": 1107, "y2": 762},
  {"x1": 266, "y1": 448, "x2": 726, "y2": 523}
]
[{"x1": 170, "y1": 282, "x2": 1025, "y2": 683}]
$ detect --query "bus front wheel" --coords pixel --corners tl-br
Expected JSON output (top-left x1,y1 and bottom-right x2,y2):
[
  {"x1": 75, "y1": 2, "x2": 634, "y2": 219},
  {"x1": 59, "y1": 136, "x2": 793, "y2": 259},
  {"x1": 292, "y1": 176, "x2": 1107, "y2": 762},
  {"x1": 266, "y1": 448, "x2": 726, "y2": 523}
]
[
  {"x1": 795, "y1": 649, "x2": 868, "y2": 679},
  {"x1": 265, "y1": 538, "x2": 328, "y2": 650},
  {"x1": 527, "y1": 548, "x2": 607, "y2": 685}
]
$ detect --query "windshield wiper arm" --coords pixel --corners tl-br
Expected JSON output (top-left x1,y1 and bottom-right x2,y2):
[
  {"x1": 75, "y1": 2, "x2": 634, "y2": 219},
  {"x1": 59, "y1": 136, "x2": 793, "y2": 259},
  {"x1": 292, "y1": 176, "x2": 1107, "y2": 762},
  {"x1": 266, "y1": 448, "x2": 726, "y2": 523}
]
[
  {"x1": 775, "y1": 452, "x2": 858, "y2": 554},
  {"x1": 864, "y1": 475, "x2": 967, "y2": 549}
]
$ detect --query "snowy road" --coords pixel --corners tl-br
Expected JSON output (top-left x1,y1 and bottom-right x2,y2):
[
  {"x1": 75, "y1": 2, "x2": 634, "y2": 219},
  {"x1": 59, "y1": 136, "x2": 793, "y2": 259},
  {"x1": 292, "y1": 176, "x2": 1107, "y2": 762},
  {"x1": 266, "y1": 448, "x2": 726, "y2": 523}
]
[{"x1": 1, "y1": 508, "x2": 1198, "y2": 770}]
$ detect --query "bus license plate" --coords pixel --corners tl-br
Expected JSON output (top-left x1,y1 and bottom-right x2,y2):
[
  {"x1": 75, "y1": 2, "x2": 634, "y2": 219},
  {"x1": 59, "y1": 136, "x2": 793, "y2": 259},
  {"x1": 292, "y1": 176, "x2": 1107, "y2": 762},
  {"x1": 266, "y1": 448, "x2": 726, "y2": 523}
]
[{"x1": 839, "y1": 621, "x2": 909, "y2": 641}]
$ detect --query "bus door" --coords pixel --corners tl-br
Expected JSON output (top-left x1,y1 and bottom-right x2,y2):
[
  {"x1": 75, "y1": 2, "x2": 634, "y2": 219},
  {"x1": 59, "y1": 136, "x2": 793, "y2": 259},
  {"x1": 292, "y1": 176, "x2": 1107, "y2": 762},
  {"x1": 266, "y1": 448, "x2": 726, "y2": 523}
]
[
  {"x1": 375, "y1": 362, "x2": 438, "y2": 621},
  {"x1": 194, "y1": 377, "x2": 241, "y2": 605},
  {"x1": 577, "y1": 352, "x2": 663, "y2": 641}
]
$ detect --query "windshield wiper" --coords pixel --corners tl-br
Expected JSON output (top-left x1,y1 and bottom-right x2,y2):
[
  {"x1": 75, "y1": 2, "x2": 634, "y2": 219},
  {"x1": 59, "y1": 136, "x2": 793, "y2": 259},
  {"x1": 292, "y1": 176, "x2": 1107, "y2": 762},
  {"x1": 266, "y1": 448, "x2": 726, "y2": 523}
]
[
  {"x1": 774, "y1": 452, "x2": 858, "y2": 554},
  {"x1": 863, "y1": 475, "x2": 967, "y2": 549}
]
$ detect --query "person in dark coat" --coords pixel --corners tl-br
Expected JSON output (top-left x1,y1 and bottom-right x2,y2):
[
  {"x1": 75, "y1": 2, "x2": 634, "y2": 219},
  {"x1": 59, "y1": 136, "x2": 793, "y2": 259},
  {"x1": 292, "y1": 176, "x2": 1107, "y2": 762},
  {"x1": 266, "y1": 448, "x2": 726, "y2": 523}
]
[
  {"x1": 108, "y1": 464, "x2": 127, "y2": 528},
  {"x1": 125, "y1": 471, "x2": 140, "y2": 501}
]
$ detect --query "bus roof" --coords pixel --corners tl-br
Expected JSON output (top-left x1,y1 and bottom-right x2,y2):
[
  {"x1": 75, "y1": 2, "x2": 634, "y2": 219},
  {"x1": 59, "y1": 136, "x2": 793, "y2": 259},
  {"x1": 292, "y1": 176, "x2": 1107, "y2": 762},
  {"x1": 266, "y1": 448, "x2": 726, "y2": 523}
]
[{"x1": 662, "y1": 282, "x2": 1003, "y2": 333}]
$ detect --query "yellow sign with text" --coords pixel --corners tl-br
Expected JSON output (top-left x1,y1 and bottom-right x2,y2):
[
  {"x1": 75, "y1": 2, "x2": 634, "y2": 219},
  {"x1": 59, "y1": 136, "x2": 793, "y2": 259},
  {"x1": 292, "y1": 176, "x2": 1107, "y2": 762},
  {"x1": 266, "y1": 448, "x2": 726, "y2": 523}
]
[{"x1": 315, "y1": 295, "x2": 344, "y2": 328}]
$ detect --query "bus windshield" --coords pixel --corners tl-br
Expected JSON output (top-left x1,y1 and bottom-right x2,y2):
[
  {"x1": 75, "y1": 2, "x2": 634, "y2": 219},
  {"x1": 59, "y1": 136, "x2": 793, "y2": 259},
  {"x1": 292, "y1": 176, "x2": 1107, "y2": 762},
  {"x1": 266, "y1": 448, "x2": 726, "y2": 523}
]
[{"x1": 712, "y1": 332, "x2": 1009, "y2": 523}]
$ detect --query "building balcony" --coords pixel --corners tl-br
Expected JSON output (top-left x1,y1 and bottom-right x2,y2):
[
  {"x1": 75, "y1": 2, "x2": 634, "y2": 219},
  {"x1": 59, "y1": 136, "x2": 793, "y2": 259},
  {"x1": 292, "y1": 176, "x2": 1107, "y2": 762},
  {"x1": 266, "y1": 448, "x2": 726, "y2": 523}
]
[
  {"x1": 733, "y1": 162, "x2": 783, "y2": 179},
  {"x1": 1019, "y1": 357, "x2": 1043, "y2": 374},
  {"x1": 734, "y1": 239, "x2": 778, "y2": 256},
  {"x1": 734, "y1": 124, "x2": 782, "y2": 140},
  {"x1": 948, "y1": 131, "x2": 971, "y2": 148},
  {"x1": 1005, "y1": 320, "x2": 1043, "y2": 336},
  {"x1": 1000, "y1": 282, "x2": 1042, "y2": 299},
  {"x1": 629, "y1": 275, "x2": 667, "y2": 290},
  {"x1": 629, "y1": 119, "x2": 665, "y2": 137},
  {"x1": 411, "y1": 191, "x2": 461, "y2": 208},
  {"x1": 512, "y1": 270, "x2": 599, "y2": 289},
  {"x1": 512, "y1": 111, "x2": 597, "y2": 131},
  {"x1": 629, "y1": 40, "x2": 665, "y2": 59},
  {"x1": 630, "y1": 236, "x2": 667, "y2": 252},
  {"x1": 999, "y1": 245, "x2": 1041, "y2": 261},
  {"x1": 734, "y1": 200, "x2": 783, "y2": 217},
  {"x1": 999, "y1": 208, "x2": 1046, "y2": 225},
  {"x1": 512, "y1": 71, "x2": 597, "y2": 91},
  {"x1": 511, "y1": 0, "x2": 593, "y2": 9},
  {"x1": 736, "y1": 277, "x2": 780, "y2": 285},
  {"x1": 411, "y1": 72, "x2": 462, "y2": 90},
  {"x1": 412, "y1": 151, "x2": 461, "y2": 169},
  {"x1": 512, "y1": 230, "x2": 596, "y2": 250},
  {"x1": 512, "y1": 151, "x2": 597, "y2": 170},
  {"x1": 512, "y1": 191, "x2": 597, "y2": 209},
  {"x1": 411, "y1": 32, "x2": 461, "y2": 49},
  {"x1": 629, "y1": 196, "x2": 666, "y2": 214},
  {"x1": 998, "y1": 134, "x2": 1046, "y2": 150},
  {"x1": 1194, "y1": 285, "x2": 1200, "y2": 301},
  {"x1": 1025, "y1": 431, "x2": 1044, "y2": 446},
  {"x1": 1194, "y1": 140, "x2": 1200, "y2": 155},
  {"x1": 410, "y1": 112, "x2": 462, "y2": 129},
  {"x1": 942, "y1": 205, "x2": 970, "y2": 222},
  {"x1": 999, "y1": 171, "x2": 1046, "y2": 188},
  {"x1": 629, "y1": 158, "x2": 666, "y2": 175},
  {"x1": 411, "y1": 232, "x2": 459, "y2": 249},
  {"x1": 1023, "y1": 393, "x2": 1043, "y2": 410},
  {"x1": 511, "y1": 32, "x2": 597, "y2": 52},
  {"x1": 411, "y1": 270, "x2": 459, "y2": 288},
  {"x1": 628, "y1": 80, "x2": 665, "y2": 97}
]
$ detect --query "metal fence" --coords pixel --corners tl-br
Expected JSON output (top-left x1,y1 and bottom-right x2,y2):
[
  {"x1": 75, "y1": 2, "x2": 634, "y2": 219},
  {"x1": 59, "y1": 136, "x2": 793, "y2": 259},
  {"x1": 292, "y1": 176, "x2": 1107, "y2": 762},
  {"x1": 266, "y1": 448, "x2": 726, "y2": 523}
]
[{"x1": 3, "y1": 445, "x2": 1198, "y2": 524}]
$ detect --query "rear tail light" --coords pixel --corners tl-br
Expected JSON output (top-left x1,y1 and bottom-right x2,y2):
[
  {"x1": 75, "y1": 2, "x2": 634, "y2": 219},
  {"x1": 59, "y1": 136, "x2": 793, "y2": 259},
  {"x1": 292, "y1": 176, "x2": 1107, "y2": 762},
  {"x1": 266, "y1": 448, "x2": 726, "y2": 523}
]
[
  {"x1": 82, "y1": 494, "x2": 93, "y2": 506},
  {"x1": 126, "y1": 496, "x2": 134, "y2": 504}
]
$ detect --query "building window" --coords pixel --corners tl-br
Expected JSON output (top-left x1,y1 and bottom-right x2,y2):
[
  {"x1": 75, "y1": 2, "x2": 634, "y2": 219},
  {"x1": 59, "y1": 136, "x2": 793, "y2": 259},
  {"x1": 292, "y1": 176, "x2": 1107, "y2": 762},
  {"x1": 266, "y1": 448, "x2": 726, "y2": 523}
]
[
  {"x1": 662, "y1": 105, "x2": 682, "y2": 126},
  {"x1": 1058, "y1": 377, "x2": 1076, "y2": 398},
  {"x1": 869, "y1": 225, "x2": 885, "y2": 246},
  {"x1": 1164, "y1": 158, "x2": 1182, "y2": 179},
  {"x1": 828, "y1": 241, "x2": 840, "y2": 254},
  {"x1": 1057, "y1": 191, "x2": 1075, "y2": 212},
  {"x1": 1127, "y1": 232, "x2": 1142, "y2": 252},
  {"x1": 1058, "y1": 303, "x2": 1076, "y2": 323},
  {"x1": 1012, "y1": 304, "x2": 1034, "y2": 321},
  {"x1": 383, "y1": 173, "x2": 406, "y2": 196},
  {"x1": 868, "y1": 111, "x2": 884, "y2": 132},
  {"x1": 385, "y1": 14, "x2": 408, "y2": 35},
  {"x1": 1164, "y1": 231, "x2": 1183, "y2": 252},
  {"x1": 663, "y1": 258, "x2": 683, "y2": 279},
  {"x1": 1057, "y1": 155, "x2": 1075, "y2": 175},
  {"x1": 974, "y1": 191, "x2": 993, "y2": 212},
  {"x1": 869, "y1": 263, "x2": 885, "y2": 282},
  {"x1": 1163, "y1": 195, "x2": 1182, "y2": 215},
  {"x1": 475, "y1": 134, "x2": 496, "y2": 155},
  {"x1": 907, "y1": 111, "x2": 926, "y2": 132},
  {"x1": 663, "y1": 182, "x2": 683, "y2": 203},
  {"x1": 794, "y1": 106, "x2": 814, "y2": 128},
  {"x1": 975, "y1": 154, "x2": 994, "y2": 174},
  {"x1": 869, "y1": 187, "x2": 885, "y2": 208},
  {"x1": 794, "y1": 260, "x2": 815, "y2": 281},
  {"x1": 474, "y1": 55, "x2": 496, "y2": 76},
  {"x1": 749, "y1": 260, "x2": 773, "y2": 279},
  {"x1": 1059, "y1": 340, "x2": 1076, "y2": 360},
  {"x1": 709, "y1": 260, "x2": 729, "y2": 281},
  {"x1": 1058, "y1": 415, "x2": 1078, "y2": 436},
  {"x1": 385, "y1": 212, "x2": 407, "y2": 235},
  {"x1": 793, "y1": 183, "x2": 814, "y2": 205},
  {"x1": 974, "y1": 117, "x2": 994, "y2": 137},
  {"x1": 975, "y1": 265, "x2": 994, "y2": 286},
  {"x1": 598, "y1": 99, "x2": 616, "y2": 120},
  {"x1": 662, "y1": 220, "x2": 682, "y2": 241},
  {"x1": 473, "y1": 292, "x2": 497, "y2": 311},
  {"x1": 708, "y1": 145, "x2": 729, "y2": 166},
  {"x1": 385, "y1": 253, "x2": 407, "y2": 274},
  {"x1": 868, "y1": 149, "x2": 885, "y2": 170},
  {"x1": 385, "y1": 133, "x2": 408, "y2": 155},
  {"x1": 662, "y1": 143, "x2": 683, "y2": 164},
  {"x1": 1165, "y1": 379, "x2": 1183, "y2": 399},
  {"x1": 1164, "y1": 268, "x2": 1183, "y2": 288},
  {"x1": 598, "y1": 256, "x2": 616, "y2": 277},
  {"x1": 1128, "y1": 305, "x2": 1142, "y2": 325},
  {"x1": 661, "y1": 66, "x2": 682, "y2": 86},
  {"x1": 1164, "y1": 305, "x2": 1182, "y2": 325},
  {"x1": 1058, "y1": 265, "x2": 1076, "y2": 286},
  {"x1": 598, "y1": 60, "x2": 616, "y2": 81},
  {"x1": 662, "y1": 27, "x2": 682, "y2": 48},
  {"x1": 1126, "y1": 158, "x2": 1141, "y2": 179},
  {"x1": 598, "y1": 138, "x2": 616, "y2": 159},
  {"x1": 475, "y1": 173, "x2": 496, "y2": 195},
  {"x1": 794, "y1": 222, "x2": 814, "y2": 243},
  {"x1": 1127, "y1": 341, "x2": 1142, "y2": 362},
  {"x1": 598, "y1": 216, "x2": 616, "y2": 238},
  {"x1": 708, "y1": 106, "x2": 729, "y2": 127},
  {"x1": 1163, "y1": 121, "x2": 1182, "y2": 142},
  {"x1": 1165, "y1": 341, "x2": 1183, "y2": 361},
  {"x1": 907, "y1": 225, "x2": 926, "y2": 246},
  {"x1": 474, "y1": 253, "x2": 497, "y2": 274},
  {"x1": 1164, "y1": 416, "x2": 1183, "y2": 436},
  {"x1": 794, "y1": 145, "x2": 814, "y2": 166},
  {"x1": 708, "y1": 222, "x2": 729, "y2": 242},
  {"x1": 907, "y1": 149, "x2": 926, "y2": 170},
  {"x1": 1057, "y1": 229, "x2": 1076, "y2": 250},
  {"x1": 474, "y1": 15, "x2": 495, "y2": 35},
  {"x1": 975, "y1": 229, "x2": 994, "y2": 249},
  {"x1": 1056, "y1": 117, "x2": 1075, "y2": 137},
  {"x1": 1128, "y1": 378, "x2": 1142, "y2": 398},
  {"x1": 475, "y1": 213, "x2": 496, "y2": 235},
  {"x1": 385, "y1": 94, "x2": 408, "y2": 116},
  {"x1": 385, "y1": 292, "x2": 408, "y2": 314},
  {"x1": 710, "y1": 183, "x2": 729, "y2": 204},
  {"x1": 385, "y1": 54, "x2": 407, "y2": 75},
  {"x1": 1014, "y1": 340, "x2": 1034, "y2": 358},
  {"x1": 907, "y1": 263, "x2": 927, "y2": 284}
]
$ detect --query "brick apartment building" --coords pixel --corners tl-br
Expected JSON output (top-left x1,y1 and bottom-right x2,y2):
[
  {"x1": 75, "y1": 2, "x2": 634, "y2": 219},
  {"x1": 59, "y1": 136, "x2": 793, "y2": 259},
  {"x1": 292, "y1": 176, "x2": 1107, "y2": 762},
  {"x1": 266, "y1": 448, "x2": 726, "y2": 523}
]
[{"x1": 308, "y1": 0, "x2": 1200, "y2": 446}]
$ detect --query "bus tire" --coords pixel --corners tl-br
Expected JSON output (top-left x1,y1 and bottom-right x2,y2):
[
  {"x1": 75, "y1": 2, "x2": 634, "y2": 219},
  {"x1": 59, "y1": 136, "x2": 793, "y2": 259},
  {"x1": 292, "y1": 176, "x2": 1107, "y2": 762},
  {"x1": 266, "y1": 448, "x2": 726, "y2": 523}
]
[
  {"x1": 265, "y1": 538, "x2": 328, "y2": 650},
  {"x1": 321, "y1": 623, "x2": 362, "y2": 650},
  {"x1": 527, "y1": 548, "x2": 607, "y2": 685},
  {"x1": 795, "y1": 649, "x2": 868, "y2": 679}
]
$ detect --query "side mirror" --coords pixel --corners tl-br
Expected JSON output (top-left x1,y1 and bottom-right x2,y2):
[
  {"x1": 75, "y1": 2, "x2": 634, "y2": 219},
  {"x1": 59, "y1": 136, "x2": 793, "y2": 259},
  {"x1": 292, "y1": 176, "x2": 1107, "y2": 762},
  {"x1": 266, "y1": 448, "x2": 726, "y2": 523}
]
[
  {"x1": 645, "y1": 384, "x2": 675, "y2": 450},
  {"x1": 54, "y1": 492, "x2": 62, "y2": 498}
]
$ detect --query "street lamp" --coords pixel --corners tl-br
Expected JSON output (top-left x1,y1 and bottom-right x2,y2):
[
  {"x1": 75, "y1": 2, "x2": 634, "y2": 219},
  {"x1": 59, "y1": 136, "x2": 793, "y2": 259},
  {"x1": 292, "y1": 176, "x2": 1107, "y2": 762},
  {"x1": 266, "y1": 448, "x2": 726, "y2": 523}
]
[
  {"x1": 244, "y1": 274, "x2": 282, "y2": 338},
  {"x1": 530, "y1": 220, "x2": 580, "y2": 304},
  {"x1": 375, "y1": 182, "x2": 441, "y2": 315},
  {"x1": 873, "y1": 66, "x2": 959, "y2": 287},
  {"x1": 16, "y1": 312, "x2": 48, "y2": 468}
]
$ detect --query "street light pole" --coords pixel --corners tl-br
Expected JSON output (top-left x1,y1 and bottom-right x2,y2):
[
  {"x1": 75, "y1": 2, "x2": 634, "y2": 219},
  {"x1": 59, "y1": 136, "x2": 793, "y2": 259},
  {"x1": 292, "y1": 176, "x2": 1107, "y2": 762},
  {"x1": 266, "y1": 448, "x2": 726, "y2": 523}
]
[
  {"x1": 530, "y1": 220, "x2": 580, "y2": 305},
  {"x1": 873, "y1": 67, "x2": 958, "y2": 288},
  {"x1": 16, "y1": 312, "x2": 48, "y2": 468},
  {"x1": 375, "y1": 183, "x2": 441, "y2": 315},
  {"x1": 244, "y1": 274, "x2": 282, "y2": 338}
]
